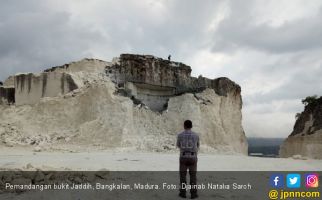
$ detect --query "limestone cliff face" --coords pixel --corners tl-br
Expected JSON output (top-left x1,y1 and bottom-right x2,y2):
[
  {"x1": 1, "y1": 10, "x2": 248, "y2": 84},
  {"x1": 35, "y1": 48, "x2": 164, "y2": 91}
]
[
  {"x1": 109, "y1": 54, "x2": 240, "y2": 96},
  {"x1": 280, "y1": 97, "x2": 322, "y2": 159},
  {"x1": 14, "y1": 72, "x2": 78, "y2": 105},
  {"x1": 108, "y1": 54, "x2": 241, "y2": 112},
  {"x1": 0, "y1": 54, "x2": 247, "y2": 154}
]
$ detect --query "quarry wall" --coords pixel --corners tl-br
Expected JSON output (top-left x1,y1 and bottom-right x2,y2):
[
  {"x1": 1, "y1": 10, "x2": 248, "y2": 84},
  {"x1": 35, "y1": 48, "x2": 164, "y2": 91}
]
[
  {"x1": 0, "y1": 54, "x2": 248, "y2": 154},
  {"x1": 124, "y1": 82, "x2": 174, "y2": 111},
  {"x1": 107, "y1": 54, "x2": 241, "y2": 112},
  {"x1": 106, "y1": 54, "x2": 191, "y2": 90},
  {"x1": 107, "y1": 54, "x2": 241, "y2": 96},
  {"x1": 14, "y1": 72, "x2": 78, "y2": 105},
  {"x1": 280, "y1": 97, "x2": 322, "y2": 159}
]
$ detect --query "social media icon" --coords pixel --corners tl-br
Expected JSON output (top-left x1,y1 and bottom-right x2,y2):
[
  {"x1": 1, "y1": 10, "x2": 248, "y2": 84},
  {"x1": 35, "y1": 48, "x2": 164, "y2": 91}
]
[
  {"x1": 305, "y1": 174, "x2": 319, "y2": 188},
  {"x1": 270, "y1": 174, "x2": 284, "y2": 188},
  {"x1": 287, "y1": 174, "x2": 301, "y2": 188}
]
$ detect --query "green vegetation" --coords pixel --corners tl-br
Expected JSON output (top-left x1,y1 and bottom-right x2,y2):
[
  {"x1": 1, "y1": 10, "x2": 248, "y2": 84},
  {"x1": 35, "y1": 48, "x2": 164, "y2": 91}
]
[
  {"x1": 301, "y1": 95, "x2": 319, "y2": 106},
  {"x1": 295, "y1": 112, "x2": 301, "y2": 119},
  {"x1": 296, "y1": 95, "x2": 321, "y2": 119}
]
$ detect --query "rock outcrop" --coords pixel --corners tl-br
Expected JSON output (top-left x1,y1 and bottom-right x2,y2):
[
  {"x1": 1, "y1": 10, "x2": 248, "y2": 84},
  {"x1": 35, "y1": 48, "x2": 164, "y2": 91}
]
[
  {"x1": 108, "y1": 54, "x2": 241, "y2": 112},
  {"x1": 280, "y1": 97, "x2": 322, "y2": 159},
  {"x1": 0, "y1": 54, "x2": 247, "y2": 154},
  {"x1": 14, "y1": 72, "x2": 79, "y2": 105}
]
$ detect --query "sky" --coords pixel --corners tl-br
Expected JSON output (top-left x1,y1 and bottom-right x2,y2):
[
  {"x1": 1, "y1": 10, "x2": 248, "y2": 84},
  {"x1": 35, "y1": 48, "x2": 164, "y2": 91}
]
[{"x1": 1, "y1": 0, "x2": 322, "y2": 138}]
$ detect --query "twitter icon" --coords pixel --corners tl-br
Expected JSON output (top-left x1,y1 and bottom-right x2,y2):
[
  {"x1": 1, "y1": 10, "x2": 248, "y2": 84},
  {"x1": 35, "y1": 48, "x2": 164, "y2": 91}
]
[{"x1": 287, "y1": 174, "x2": 301, "y2": 188}]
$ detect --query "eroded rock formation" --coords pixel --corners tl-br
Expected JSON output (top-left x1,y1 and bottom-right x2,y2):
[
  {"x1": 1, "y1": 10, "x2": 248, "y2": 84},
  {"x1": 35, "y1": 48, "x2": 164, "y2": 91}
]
[
  {"x1": 0, "y1": 54, "x2": 247, "y2": 154},
  {"x1": 280, "y1": 97, "x2": 322, "y2": 159},
  {"x1": 15, "y1": 72, "x2": 78, "y2": 105},
  {"x1": 108, "y1": 54, "x2": 241, "y2": 112}
]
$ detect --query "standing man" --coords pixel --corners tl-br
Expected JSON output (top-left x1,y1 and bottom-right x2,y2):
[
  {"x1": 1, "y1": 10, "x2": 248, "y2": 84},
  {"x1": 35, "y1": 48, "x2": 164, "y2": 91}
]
[
  {"x1": 168, "y1": 54, "x2": 171, "y2": 61},
  {"x1": 176, "y1": 120, "x2": 200, "y2": 199}
]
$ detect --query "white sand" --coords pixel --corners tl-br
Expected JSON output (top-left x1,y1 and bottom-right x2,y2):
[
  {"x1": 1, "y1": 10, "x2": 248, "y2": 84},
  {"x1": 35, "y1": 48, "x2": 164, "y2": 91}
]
[{"x1": 0, "y1": 147, "x2": 321, "y2": 171}]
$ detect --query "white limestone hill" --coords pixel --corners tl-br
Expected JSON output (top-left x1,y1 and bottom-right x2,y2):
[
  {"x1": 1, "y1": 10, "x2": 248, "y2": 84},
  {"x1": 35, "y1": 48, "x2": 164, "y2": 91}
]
[{"x1": 0, "y1": 54, "x2": 247, "y2": 154}]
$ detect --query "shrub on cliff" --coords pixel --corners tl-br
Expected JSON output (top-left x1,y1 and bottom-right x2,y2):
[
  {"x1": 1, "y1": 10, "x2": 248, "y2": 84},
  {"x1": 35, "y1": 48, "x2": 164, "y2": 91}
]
[{"x1": 301, "y1": 95, "x2": 319, "y2": 106}]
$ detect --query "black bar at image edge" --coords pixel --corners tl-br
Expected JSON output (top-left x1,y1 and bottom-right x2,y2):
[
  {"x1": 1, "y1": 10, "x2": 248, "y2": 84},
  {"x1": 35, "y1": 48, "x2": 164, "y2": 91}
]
[{"x1": 0, "y1": 171, "x2": 321, "y2": 200}]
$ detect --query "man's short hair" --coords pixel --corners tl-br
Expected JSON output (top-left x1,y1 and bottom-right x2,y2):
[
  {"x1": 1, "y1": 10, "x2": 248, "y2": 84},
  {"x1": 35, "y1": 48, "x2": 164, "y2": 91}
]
[{"x1": 184, "y1": 120, "x2": 193, "y2": 129}]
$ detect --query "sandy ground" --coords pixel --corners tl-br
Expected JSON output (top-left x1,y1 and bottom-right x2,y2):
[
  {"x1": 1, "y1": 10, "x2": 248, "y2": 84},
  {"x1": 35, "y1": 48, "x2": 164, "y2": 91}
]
[
  {"x1": 0, "y1": 147, "x2": 321, "y2": 171},
  {"x1": 1, "y1": 146, "x2": 322, "y2": 199}
]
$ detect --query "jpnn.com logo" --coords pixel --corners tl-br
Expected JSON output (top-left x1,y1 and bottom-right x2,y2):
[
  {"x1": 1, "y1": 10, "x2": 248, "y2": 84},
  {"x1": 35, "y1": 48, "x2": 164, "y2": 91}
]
[
  {"x1": 269, "y1": 173, "x2": 320, "y2": 199},
  {"x1": 270, "y1": 173, "x2": 319, "y2": 189}
]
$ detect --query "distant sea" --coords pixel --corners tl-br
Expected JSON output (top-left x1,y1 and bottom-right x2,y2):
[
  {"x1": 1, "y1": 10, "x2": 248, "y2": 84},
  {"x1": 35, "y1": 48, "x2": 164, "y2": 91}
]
[{"x1": 247, "y1": 137, "x2": 285, "y2": 158}]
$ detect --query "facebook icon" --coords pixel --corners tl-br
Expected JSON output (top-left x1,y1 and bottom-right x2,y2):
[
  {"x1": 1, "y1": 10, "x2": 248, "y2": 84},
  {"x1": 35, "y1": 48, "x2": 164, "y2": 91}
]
[{"x1": 270, "y1": 174, "x2": 284, "y2": 188}]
